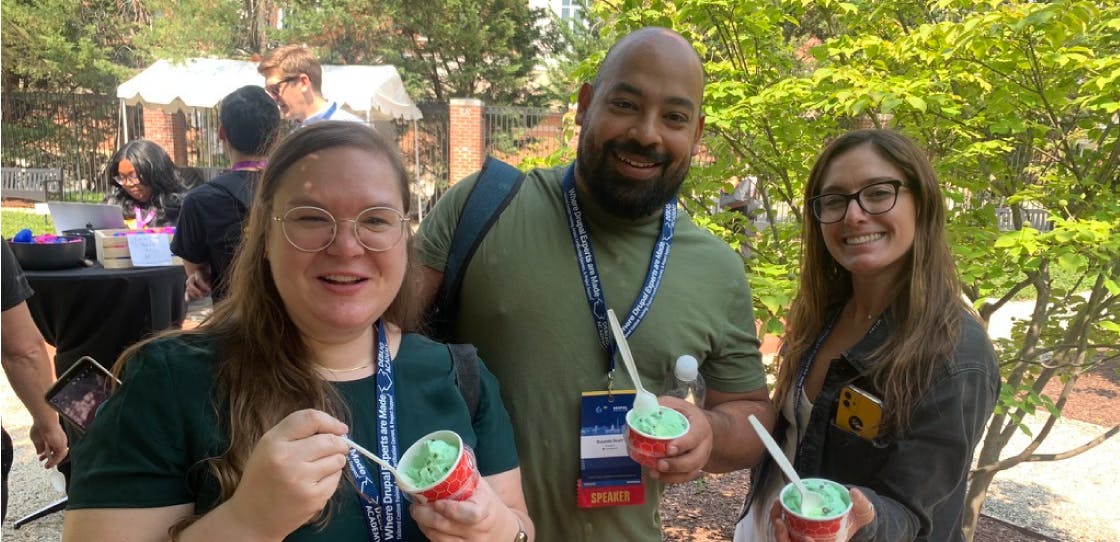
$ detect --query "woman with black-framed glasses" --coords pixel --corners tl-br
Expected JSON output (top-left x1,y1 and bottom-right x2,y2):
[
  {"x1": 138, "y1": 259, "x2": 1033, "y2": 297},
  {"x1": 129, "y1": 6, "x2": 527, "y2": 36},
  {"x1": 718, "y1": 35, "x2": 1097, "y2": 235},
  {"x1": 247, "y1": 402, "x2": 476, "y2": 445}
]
[
  {"x1": 808, "y1": 179, "x2": 910, "y2": 225},
  {"x1": 102, "y1": 139, "x2": 186, "y2": 228},
  {"x1": 66, "y1": 122, "x2": 533, "y2": 542},
  {"x1": 735, "y1": 129, "x2": 999, "y2": 541}
]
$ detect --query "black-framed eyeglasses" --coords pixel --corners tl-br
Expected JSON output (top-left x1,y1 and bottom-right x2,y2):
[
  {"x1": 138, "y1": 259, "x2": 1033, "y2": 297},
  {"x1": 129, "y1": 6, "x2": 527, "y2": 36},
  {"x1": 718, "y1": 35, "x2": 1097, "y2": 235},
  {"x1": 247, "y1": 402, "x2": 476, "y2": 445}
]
[
  {"x1": 809, "y1": 179, "x2": 909, "y2": 224},
  {"x1": 113, "y1": 171, "x2": 142, "y2": 187},
  {"x1": 273, "y1": 206, "x2": 408, "y2": 253},
  {"x1": 265, "y1": 75, "x2": 301, "y2": 98}
]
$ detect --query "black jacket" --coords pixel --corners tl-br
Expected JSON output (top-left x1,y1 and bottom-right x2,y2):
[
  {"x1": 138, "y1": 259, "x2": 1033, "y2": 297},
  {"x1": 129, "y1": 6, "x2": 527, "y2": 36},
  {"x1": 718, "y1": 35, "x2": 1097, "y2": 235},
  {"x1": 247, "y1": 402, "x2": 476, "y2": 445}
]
[{"x1": 745, "y1": 309, "x2": 1000, "y2": 541}]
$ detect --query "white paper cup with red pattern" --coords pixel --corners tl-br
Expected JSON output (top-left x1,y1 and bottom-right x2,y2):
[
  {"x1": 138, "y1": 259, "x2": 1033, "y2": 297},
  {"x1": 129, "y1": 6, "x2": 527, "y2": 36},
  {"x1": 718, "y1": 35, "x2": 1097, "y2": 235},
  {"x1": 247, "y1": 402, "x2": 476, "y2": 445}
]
[
  {"x1": 398, "y1": 430, "x2": 480, "y2": 504},
  {"x1": 624, "y1": 406, "x2": 690, "y2": 468},
  {"x1": 779, "y1": 478, "x2": 853, "y2": 542}
]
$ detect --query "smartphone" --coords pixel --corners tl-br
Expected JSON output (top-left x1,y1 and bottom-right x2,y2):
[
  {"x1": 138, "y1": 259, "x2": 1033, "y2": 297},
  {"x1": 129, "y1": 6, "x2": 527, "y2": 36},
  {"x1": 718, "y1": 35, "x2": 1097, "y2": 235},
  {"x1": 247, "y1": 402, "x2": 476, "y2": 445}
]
[
  {"x1": 44, "y1": 356, "x2": 119, "y2": 432},
  {"x1": 834, "y1": 384, "x2": 883, "y2": 440}
]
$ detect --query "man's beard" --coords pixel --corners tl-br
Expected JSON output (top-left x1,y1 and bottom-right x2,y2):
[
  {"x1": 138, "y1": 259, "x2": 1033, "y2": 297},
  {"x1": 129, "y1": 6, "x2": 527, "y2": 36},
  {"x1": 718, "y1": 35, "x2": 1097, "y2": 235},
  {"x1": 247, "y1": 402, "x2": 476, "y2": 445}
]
[{"x1": 576, "y1": 135, "x2": 689, "y2": 220}]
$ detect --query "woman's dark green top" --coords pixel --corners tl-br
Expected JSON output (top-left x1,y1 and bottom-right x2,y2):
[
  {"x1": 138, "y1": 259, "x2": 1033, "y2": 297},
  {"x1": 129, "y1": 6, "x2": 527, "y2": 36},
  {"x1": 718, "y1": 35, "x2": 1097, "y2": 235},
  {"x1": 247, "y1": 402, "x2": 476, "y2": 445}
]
[{"x1": 68, "y1": 333, "x2": 519, "y2": 541}]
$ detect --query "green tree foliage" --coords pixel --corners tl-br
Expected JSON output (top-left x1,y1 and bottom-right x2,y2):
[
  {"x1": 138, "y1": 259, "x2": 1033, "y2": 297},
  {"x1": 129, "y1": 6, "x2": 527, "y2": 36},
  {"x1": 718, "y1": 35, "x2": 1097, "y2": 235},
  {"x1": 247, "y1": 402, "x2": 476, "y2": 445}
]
[
  {"x1": 541, "y1": 0, "x2": 612, "y2": 105},
  {"x1": 136, "y1": 0, "x2": 247, "y2": 59},
  {"x1": 586, "y1": 1, "x2": 1118, "y2": 538},
  {"x1": 0, "y1": 0, "x2": 151, "y2": 92},
  {"x1": 273, "y1": 0, "x2": 388, "y2": 64},
  {"x1": 0, "y1": 0, "x2": 266, "y2": 93},
  {"x1": 281, "y1": 0, "x2": 558, "y2": 104}
]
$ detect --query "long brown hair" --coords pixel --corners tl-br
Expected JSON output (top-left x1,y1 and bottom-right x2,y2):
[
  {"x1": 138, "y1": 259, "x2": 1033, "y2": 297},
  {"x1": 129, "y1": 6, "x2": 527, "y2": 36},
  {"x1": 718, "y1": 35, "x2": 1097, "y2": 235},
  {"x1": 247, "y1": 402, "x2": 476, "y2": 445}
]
[
  {"x1": 114, "y1": 121, "x2": 419, "y2": 530},
  {"x1": 772, "y1": 129, "x2": 965, "y2": 436}
]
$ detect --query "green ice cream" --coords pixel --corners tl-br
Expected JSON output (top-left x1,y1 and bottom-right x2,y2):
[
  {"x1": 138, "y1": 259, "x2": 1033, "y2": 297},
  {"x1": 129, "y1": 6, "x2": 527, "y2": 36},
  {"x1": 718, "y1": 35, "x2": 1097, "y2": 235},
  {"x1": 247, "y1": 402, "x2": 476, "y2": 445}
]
[
  {"x1": 782, "y1": 479, "x2": 851, "y2": 518},
  {"x1": 629, "y1": 406, "x2": 688, "y2": 437},
  {"x1": 403, "y1": 439, "x2": 459, "y2": 488}
]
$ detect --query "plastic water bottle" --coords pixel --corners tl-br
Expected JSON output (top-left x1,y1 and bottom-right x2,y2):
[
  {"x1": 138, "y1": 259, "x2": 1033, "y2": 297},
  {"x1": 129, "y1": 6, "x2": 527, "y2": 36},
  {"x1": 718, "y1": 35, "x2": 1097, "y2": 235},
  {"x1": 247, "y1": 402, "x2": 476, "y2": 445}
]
[{"x1": 665, "y1": 354, "x2": 706, "y2": 406}]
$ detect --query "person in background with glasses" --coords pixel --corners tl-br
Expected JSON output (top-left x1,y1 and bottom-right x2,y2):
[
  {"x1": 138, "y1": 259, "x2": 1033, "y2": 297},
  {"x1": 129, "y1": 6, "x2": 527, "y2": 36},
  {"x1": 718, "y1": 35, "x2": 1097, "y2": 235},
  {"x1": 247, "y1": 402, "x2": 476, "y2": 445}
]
[
  {"x1": 257, "y1": 45, "x2": 365, "y2": 129},
  {"x1": 734, "y1": 129, "x2": 999, "y2": 541},
  {"x1": 64, "y1": 122, "x2": 534, "y2": 542},
  {"x1": 102, "y1": 139, "x2": 186, "y2": 228}
]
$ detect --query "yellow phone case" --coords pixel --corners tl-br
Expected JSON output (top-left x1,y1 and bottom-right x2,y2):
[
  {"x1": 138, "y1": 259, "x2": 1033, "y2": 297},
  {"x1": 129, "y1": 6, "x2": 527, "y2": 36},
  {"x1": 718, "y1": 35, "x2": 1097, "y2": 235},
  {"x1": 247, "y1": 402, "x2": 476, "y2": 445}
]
[{"x1": 834, "y1": 384, "x2": 883, "y2": 440}]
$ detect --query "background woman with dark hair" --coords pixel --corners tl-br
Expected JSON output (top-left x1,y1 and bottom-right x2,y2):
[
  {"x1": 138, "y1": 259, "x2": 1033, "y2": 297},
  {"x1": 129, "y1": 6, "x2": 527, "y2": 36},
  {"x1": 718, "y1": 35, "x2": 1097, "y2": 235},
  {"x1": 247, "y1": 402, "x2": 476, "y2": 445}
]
[
  {"x1": 735, "y1": 129, "x2": 999, "y2": 541},
  {"x1": 102, "y1": 139, "x2": 186, "y2": 227}
]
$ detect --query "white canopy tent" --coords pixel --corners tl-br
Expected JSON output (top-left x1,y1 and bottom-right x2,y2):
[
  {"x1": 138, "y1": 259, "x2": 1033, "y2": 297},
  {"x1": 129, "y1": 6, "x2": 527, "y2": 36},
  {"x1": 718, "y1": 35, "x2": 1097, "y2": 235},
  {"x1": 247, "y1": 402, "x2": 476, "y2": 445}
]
[{"x1": 116, "y1": 58, "x2": 423, "y2": 121}]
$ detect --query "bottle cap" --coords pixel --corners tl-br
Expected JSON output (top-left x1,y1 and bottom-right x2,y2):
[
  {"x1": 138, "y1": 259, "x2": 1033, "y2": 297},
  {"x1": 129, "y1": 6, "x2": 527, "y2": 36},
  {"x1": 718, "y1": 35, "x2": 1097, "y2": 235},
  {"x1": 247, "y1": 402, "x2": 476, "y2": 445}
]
[{"x1": 674, "y1": 355, "x2": 699, "y2": 381}]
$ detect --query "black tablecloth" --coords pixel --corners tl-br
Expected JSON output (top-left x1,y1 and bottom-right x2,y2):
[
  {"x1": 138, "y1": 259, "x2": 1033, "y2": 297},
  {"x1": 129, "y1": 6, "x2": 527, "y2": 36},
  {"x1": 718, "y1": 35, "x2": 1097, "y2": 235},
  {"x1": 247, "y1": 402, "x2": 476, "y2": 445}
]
[{"x1": 23, "y1": 264, "x2": 186, "y2": 375}]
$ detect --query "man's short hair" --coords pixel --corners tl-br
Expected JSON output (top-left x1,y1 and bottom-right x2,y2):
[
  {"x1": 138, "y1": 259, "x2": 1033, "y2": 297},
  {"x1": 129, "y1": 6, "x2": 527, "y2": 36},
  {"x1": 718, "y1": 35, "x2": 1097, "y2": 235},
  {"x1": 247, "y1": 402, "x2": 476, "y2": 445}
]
[
  {"x1": 220, "y1": 86, "x2": 282, "y2": 155},
  {"x1": 257, "y1": 45, "x2": 323, "y2": 94}
]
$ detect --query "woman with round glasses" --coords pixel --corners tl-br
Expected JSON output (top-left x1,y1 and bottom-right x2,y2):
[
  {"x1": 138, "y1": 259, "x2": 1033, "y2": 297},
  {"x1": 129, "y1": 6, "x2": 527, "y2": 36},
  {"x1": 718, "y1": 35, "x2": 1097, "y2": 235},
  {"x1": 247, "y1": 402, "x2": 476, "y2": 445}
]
[
  {"x1": 735, "y1": 129, "x2": 999, "y2": 541},
  {"x1": 64, "y1": 122, "x2": 534, "y2": 542},
  {"x1": 102, "y1": 139, "x2": 187, "y2": 228}
]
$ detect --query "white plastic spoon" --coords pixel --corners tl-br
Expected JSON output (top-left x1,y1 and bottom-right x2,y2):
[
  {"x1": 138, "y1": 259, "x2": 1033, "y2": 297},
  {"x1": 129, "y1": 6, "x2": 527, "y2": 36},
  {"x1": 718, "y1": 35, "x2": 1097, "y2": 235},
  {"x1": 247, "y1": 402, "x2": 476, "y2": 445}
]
[
  {"x1": 747, "y1": 414, "x2": 824, "y2": 517},
  {"x1": 606, "y1": 309, "x2": 660, "y2": 415},
  {"x1": 343, "y1": 436, "x2": 416, "y2": 492}
]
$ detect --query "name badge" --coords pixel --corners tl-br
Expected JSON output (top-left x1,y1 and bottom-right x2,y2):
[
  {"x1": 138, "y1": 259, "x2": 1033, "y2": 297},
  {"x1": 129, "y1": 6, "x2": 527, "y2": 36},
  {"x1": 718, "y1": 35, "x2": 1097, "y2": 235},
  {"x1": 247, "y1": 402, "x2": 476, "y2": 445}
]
[{"x1": 577, "y1": 390, "x2": 644, "y2": 508}]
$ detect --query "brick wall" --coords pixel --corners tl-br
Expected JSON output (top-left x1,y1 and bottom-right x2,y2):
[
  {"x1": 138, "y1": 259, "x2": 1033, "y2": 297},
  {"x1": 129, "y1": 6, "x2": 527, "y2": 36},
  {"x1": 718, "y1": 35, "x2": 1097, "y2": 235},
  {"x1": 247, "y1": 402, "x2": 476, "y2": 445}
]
[
  {"x1": 141, "y1": 107, "x2": 188, "y2": 164},
  {"x1": 448, "y1": 98, "x2": 484, "y2": 185}
]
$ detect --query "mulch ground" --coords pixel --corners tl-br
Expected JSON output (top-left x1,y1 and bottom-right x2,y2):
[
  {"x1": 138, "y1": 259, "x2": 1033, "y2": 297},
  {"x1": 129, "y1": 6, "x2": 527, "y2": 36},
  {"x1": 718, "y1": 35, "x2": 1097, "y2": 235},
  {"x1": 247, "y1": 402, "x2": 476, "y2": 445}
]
[
  {"x1": 659, "y1": 362, "x2": 1118, "y2": 541},
  {"x1": 1, "y1": 198, "x2": 38, "y2": 208}
]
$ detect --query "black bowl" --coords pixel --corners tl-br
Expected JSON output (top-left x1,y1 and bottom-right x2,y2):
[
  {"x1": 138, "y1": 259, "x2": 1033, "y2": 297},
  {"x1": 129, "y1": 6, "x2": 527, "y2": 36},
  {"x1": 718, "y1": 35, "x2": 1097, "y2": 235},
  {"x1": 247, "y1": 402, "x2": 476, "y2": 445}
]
[
  {"x1": 7, "y1": 237, "x2": 87, "y2": 270},
  {"x1": 62, "y1": 228, "x2": 97, "y2": 260}
]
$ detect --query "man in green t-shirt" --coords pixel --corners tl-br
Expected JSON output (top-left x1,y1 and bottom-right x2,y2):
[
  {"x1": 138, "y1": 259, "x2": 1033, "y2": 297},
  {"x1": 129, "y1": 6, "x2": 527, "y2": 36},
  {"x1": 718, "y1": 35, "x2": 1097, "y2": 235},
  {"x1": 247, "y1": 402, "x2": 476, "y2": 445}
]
[{"x1": 417, "y1": 27, "x2": 775, "y2": 541}]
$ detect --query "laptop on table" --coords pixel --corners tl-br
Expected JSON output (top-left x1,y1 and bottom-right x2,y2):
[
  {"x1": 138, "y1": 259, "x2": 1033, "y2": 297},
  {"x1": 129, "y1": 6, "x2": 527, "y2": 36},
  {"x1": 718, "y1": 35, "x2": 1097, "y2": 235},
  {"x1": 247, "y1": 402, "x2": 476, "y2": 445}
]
[{"x1": 46, "y1": 202, "x2": 127, "y2": 234}]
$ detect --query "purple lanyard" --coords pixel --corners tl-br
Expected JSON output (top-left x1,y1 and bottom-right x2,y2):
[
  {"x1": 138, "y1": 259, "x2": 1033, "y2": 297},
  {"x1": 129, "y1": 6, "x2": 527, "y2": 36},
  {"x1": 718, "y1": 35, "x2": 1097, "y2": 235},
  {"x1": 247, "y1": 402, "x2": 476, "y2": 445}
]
[
  {"x1": 346, "y1": 320, "x2": 402, "y2": 541},
  {"x1": 230, "y1": 160, "x2": 267, "y2": 171},
  {"x1": 560, "y1": 164, "x2": 676, "y2": 371},
  {"x1": 133, "y1": 206, "x2": 156, "y2": 229}
]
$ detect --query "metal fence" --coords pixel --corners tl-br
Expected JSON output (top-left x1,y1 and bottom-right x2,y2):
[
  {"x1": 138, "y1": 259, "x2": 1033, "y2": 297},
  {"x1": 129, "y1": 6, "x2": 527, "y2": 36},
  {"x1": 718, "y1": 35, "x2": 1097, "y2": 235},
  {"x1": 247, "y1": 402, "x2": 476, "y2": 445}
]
[
  {"x1": 180, "y1": 108, "x2": 225, "y2": 169},
  {"x1": 1, "y1": 92, "x2": 142, "y2": 197},
  {"x1": 483, "y1": 105, "x2": 568, "y2": 164},
  {"x1": 395, "y1": 102, "x2": 449, "y2": 215},
  {"x1": 1, "y1": 94, "x2": 559, "y2": 207}
]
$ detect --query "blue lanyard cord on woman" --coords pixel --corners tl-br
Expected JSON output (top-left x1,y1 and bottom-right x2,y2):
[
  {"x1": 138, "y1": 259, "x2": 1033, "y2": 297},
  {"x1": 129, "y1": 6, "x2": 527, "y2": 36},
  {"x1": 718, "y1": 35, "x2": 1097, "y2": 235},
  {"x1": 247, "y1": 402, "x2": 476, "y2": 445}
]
[
  {"x1": 346, "y1": 319, "x2": 403, "y2": 541},
  {"x1": 792, "y1": 310, "x2": 883, "y2": 445},
  {"x1": 793, "y1": 311, "x2": 839, "y2": 444},
  {"x1": 560, "y1": 165, "x2": 677, "y2": 372}
]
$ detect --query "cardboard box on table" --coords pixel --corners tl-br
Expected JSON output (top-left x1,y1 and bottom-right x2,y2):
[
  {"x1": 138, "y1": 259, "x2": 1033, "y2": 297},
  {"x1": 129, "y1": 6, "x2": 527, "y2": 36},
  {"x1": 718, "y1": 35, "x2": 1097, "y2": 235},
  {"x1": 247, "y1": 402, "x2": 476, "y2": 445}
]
[{"x1": 94, "y1": 229, "x2": 182, "y2": 269}]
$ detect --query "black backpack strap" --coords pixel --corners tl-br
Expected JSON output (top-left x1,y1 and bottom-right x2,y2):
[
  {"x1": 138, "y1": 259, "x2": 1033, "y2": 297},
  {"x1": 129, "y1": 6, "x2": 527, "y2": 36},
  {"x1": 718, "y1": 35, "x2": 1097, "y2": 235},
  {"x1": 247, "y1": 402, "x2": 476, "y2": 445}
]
[
  {"x1": 448, "y1": 343, "x2": 481, "y2": 421},
  {"x1": 427, "y1": 157, "x2": 524, "y2": 341}
]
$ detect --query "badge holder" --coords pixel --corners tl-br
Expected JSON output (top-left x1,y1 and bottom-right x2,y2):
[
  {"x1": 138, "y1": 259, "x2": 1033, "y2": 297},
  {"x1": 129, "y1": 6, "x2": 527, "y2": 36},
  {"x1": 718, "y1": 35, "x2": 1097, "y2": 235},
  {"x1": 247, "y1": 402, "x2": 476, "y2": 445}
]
[{"x1": 577, "y1": 389, "x2": 645, "y2": 508}]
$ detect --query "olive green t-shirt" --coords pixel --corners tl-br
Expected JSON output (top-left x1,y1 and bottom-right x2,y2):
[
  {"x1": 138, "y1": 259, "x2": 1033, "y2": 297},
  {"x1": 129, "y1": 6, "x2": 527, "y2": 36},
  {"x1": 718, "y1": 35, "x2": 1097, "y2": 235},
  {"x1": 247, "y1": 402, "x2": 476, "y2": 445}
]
[
  {"x1": 417, "y1": 164, "x2": 766, "y2": 541},
  {"x1": 68, "y1": 333, "x2": 518, "y2": 541}
]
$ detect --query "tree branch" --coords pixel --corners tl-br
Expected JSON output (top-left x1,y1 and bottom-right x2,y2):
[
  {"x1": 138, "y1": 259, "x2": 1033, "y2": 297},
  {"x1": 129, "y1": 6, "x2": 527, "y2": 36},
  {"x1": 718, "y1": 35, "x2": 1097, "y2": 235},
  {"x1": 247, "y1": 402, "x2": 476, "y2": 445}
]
[
  {"x1": 1023, "y1": 425, "x2": 1120, "y2": 462},
  {"x1": 974, "y1": 425, "x2": 1120, "y2": 473}
]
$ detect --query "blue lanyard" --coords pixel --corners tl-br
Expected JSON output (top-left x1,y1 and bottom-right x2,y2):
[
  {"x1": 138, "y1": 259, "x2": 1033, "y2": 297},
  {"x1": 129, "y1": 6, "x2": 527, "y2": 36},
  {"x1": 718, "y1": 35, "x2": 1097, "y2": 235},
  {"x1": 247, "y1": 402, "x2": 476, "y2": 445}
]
[
  {"x1": 793, "y1": 311, "x2": 838, "y2": 442},
  {"x1": 347, "y1": 320, "x2": 402, "y2": 541},
  {"x1": 560, "y1": 164, "x2": 676, "y2": 371},
  {"x1": 793, "y1": 309, "x2": 882, "y2": 440}
]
